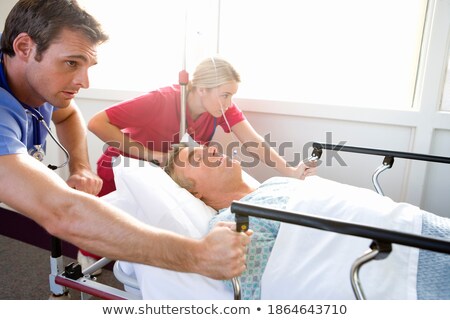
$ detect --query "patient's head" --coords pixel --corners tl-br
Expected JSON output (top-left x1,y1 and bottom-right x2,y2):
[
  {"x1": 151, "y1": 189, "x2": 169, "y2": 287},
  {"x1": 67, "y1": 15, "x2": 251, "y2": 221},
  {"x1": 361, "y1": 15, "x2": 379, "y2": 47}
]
[{"x1": 165, "y1": 145, "x2": 253, "y2": 210}]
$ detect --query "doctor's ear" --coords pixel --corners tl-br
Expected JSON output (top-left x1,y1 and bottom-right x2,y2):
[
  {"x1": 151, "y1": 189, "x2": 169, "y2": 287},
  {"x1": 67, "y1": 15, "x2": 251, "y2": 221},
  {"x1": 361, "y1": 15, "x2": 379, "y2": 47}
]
[{"x1": 12, "y1": 33, "x2": 35, "y2": 60}]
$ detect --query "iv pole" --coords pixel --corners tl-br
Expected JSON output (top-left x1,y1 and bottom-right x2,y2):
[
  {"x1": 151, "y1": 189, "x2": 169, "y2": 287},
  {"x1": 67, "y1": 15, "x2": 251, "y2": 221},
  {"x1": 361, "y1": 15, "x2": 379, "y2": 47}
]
[{"x1": 179, "y1": 8, "x2": 188, "y2": 139}]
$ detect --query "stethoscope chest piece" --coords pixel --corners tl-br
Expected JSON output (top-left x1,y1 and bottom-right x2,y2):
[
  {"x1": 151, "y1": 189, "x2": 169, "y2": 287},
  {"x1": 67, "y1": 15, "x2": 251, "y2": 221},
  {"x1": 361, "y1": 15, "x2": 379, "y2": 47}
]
[
  {"x1": 25, "y1": 107, "x2": 70, "y2": 169},
  {"x1": 28, "y1": 145, "x2": 45, "y2": 161}
]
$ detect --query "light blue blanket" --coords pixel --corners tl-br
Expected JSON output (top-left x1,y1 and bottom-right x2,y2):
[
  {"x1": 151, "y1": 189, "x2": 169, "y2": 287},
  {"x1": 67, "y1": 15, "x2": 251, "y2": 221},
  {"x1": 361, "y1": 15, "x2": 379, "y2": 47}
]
[
  {"x1": 210, "y1": 178, "x2": 291, "y2": 299},
  {"x1": 417, "y1": 211, "x2": 450, "y2": 299}
]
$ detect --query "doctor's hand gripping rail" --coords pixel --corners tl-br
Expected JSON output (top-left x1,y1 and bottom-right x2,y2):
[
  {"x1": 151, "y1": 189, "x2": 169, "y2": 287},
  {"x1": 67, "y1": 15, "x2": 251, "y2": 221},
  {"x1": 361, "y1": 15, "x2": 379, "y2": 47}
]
[
  {"x1": 311, "y1": 142, "x2": 450, "y2": 196},
  {"x1": 232, "y1": 201, "x2": 450, "y2": 300}
]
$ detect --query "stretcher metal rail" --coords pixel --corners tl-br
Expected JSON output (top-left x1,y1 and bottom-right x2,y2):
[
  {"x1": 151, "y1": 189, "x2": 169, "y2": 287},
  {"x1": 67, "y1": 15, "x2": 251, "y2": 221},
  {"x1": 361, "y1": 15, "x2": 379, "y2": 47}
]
[
  {"x1": 312, "y1": 142, "x2": 450, "y2": 164},
  {"x1": 311, "y1": 142, "x2": 450, "y2": 196}
]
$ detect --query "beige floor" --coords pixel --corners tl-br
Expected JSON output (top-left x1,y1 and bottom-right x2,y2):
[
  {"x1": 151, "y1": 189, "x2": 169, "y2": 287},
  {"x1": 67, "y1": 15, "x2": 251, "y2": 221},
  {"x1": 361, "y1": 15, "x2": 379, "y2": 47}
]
[{"x1": 0, "y1": 234, "x2": 123, "y2": 300}]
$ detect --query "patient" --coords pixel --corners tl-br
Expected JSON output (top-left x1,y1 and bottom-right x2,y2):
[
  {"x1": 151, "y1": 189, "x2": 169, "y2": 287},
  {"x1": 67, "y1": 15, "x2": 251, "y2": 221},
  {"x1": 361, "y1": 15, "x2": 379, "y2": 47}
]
[{"x1": 165, "y1": 145, "x2": 450, "y2": 300}]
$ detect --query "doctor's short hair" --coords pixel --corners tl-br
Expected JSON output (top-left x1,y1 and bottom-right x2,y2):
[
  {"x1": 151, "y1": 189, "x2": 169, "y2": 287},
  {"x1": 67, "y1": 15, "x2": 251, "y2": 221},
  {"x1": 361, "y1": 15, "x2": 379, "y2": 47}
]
[
  {"x1": 189, "y1": 56, "x2": 241, "y2": 91},
  {"x1": 1, "y1": 0, "x2": 108, "y2": 60}
]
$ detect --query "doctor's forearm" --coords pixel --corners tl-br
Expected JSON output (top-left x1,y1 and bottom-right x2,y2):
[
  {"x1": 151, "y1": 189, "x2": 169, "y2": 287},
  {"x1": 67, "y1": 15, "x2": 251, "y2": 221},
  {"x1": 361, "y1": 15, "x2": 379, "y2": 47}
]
[
  {"x1": 0, "y1": 154, "x2": 246, "y2": 280},
  {"x1": 50, "y1": 190, "x2": 243, "y2": 279}
]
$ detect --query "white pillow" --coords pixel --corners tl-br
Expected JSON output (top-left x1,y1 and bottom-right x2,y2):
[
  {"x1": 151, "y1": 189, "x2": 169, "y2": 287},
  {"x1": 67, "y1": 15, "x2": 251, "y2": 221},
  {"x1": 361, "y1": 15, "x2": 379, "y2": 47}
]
[
  {"x1": 111, "y1": 154, "x2": 260, "y2": 238},
  {"x1": 112, "y1": 156, "x2": 216, "y2": 238}
]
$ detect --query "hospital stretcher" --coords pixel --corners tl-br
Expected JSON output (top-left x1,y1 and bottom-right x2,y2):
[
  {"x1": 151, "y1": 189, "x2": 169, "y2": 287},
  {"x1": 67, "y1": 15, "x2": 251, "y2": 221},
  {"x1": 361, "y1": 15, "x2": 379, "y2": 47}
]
[{"x1": 48, "y1": 142, "x2": 450, "y2": 300}]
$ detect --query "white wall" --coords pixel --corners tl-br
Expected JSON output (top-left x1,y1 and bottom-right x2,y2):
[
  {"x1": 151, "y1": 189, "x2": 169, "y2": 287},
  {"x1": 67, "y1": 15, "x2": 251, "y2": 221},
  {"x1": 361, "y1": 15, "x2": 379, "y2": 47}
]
[{"x1": 0, "y1": 0, "x2": 16, "y2": 27}]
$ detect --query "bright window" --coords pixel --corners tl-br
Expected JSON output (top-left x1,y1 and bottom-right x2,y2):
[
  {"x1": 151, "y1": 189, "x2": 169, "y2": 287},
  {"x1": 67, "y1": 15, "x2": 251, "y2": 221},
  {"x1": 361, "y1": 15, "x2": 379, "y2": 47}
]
[
  {"x1": 220, "y1": 0, "x2": 428, "y2": 109},
  {"x1": 80, "y1": 0, "x2": 428, "y2": 110},
  {"x1": 78, "y1": 0, "x2": 218, "y2": 92}
]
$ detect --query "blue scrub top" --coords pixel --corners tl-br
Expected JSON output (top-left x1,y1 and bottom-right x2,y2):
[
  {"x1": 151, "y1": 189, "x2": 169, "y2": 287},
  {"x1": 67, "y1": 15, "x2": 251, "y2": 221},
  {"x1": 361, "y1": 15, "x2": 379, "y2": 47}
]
[{"x1": 0, "y1": 51, "x2": 53, "y2": 156}]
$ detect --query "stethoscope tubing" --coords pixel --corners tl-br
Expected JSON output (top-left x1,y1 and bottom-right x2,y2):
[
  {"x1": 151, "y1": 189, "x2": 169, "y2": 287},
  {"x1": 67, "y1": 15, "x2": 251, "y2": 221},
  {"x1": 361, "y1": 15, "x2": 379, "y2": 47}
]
[{"x1": 26, "y1": 107, "x2": 70, "y2": 170}]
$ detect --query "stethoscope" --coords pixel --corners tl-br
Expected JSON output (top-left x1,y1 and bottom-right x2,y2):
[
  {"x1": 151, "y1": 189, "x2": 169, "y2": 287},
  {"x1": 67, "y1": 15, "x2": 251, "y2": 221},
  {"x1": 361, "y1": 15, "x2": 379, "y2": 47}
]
[
  {"x1": 25, "y1": 106, "x2": 70, "y2": 170},
  {"x1": 0, "y1": 52, "x2": 69, "y2": 170}
]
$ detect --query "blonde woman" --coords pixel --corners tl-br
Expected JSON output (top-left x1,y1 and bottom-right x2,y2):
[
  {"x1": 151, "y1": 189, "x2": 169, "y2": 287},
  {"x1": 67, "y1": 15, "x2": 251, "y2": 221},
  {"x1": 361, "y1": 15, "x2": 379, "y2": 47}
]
[{"x1": 89, "y1": 56, "x2": 314, "y2": 196}]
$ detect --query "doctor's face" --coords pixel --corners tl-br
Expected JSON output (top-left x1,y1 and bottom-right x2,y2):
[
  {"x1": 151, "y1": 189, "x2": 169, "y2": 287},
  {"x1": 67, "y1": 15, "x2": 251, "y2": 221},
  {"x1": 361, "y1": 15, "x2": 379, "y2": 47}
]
[{"x1": 22, "y1": 28, "x2": 98, "y2": 108}]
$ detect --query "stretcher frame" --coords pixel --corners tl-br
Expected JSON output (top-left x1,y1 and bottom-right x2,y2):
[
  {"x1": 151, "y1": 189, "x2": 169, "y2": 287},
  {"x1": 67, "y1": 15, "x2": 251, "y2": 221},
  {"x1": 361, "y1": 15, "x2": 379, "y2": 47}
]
[
  {"x1": 311, "y1": 142, "x2": 450, "y2": 196},
  {"x1": 48, "y1": 142, "x2": 450, "y2": 300}
]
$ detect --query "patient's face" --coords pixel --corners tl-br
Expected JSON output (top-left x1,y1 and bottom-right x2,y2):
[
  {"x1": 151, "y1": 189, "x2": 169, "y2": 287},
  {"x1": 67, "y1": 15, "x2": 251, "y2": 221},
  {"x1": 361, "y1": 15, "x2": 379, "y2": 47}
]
[{"x1": 174, "y1": 146, "x2": 241, "y2": 194}]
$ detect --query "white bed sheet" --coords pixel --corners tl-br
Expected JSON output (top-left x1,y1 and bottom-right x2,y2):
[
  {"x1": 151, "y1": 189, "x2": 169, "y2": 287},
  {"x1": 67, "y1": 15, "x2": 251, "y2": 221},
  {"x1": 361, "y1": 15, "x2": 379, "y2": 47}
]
[{"x1": 261, "y1": 176, "x2": 422, "y2": 300}]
